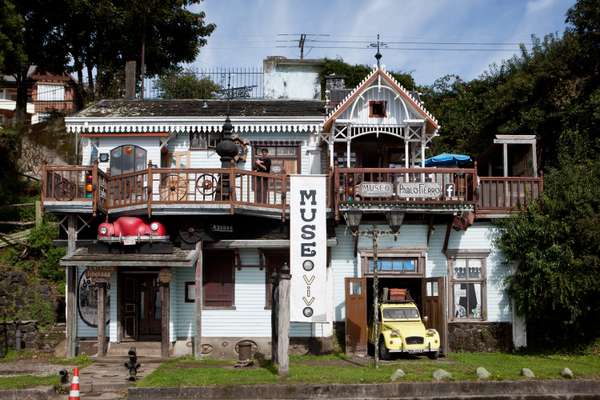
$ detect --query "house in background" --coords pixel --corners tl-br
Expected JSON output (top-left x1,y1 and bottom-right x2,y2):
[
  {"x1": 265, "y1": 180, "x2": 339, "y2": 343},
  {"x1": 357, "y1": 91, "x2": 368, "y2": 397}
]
[
  {"x1": 41, "y1": 57, "x2": 541, "y2": 359},
  {"x1": 0, "y1": 66, "x2": 78, "y2": 125}
]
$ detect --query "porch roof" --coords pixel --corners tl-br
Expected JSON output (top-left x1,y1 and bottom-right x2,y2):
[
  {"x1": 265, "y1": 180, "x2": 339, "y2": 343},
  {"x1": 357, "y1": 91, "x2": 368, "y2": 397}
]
[{"x1": 60, "y1": 247, "x2": 198, "y2": 268}]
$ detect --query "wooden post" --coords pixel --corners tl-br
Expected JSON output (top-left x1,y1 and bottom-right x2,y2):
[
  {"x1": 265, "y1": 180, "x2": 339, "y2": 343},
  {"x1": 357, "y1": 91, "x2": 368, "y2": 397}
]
[
  {"x1": 34, "y1": 201, "x2": 42, "y2": 227},
  {"x1": 531, "y1": 141, "x2": 538, "y2": 178},
  {"x1": 276, "y1": 262, "x2": 291, "y2": 376},
  {"x1": 503, "y1": 143, "x2": 509, "y2": 205},
  {"x1": 159, "y1": 268, "x2": 172, "y2": 359},
  {"x1": 66, "y1": 215, "x2": 77, "y2": 358},
  {"x1": 96, "y1": 282, "x2": 107, "y2": 357},
  {"x1": 147, "y1": 161, "x2": 153, "y2": 217},
  {"x1": 194, "y1": 242, "x2": 203, "y2": 359},
  {"x1": 270, "y1": 271, "x2": 279, "y2": 365}
]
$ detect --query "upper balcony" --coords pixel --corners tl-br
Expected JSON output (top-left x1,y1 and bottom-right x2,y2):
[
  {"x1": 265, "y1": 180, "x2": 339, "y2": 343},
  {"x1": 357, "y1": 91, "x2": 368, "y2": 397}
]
[
  {"x1": 41, "y1": 164, "x2": 542, "y2": 220},
  {"x1": 42, "y1": 164, "x2": 291, "y2": 219}
]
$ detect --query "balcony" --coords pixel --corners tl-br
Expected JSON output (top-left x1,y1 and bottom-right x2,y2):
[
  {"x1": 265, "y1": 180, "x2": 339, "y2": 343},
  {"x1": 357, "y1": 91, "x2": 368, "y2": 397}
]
[
  {"x1": 42, "y1": 165, "x2": 289, "y2": 219},
  {"x1": 41, "y1": 165, "x2": 543, "y2": 219},
  {"x1": 333, "y1": 167, "x2": 478, "y2": 219}
]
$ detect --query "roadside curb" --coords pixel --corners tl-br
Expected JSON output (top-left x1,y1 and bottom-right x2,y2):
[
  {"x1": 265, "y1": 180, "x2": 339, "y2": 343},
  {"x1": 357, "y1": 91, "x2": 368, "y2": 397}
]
[
  {"x1": 0, "y1": 386, "x2": 55, "y2": 400},
  {"x1": 128, "y1": 379, "x2": 600, "y2": 400}
]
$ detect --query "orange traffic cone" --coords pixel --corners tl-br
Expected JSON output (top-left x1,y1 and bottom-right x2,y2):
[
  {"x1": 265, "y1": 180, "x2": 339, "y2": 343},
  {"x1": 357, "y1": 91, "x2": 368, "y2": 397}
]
[{"x1": 68, "y1": 367, "x2": 80, "y2": 400}]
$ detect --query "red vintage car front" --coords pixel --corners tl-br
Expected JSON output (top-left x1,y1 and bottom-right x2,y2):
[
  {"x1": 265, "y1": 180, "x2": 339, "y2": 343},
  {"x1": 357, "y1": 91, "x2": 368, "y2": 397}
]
[{"x1": 98, "y1": 216, "x2": 168, "y2": 245}]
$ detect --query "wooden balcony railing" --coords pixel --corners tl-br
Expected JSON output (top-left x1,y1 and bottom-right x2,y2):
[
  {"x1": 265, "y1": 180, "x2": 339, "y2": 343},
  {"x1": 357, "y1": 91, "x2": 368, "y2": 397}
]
[
  {"x1": 333, "y1": 167, "x2": 478, "y2": 218},
  {"x1": 477, "y1": 176, "x2": 543, "y2": 215},
  {"x1": 41, "y1": 164, "x2": 543, "y2": 219},
  {"x1": 42, "y1": 164, "x2": 289, "y2": 218}
]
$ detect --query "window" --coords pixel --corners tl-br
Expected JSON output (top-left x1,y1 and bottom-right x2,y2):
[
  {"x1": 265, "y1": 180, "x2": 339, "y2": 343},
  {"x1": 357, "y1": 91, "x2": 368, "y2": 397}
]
[
  {"x1": 369, "y1": 100, "x2": 387, "y2": 118},
  {"x1": 190, "y1": 131, "x2": 219, "y2": 150},
  {"x1": 110, "y1": 145, "x2": 147, "y2": 175},
  {"x1": 37, "y1": 84, "x2": 65, "y2": 101},
  {"x1": 203, "y1": 251, "x2": 235, "y2": 308},
  {"x1": 450, "y1": 257, "x2": 486, "y2": 321},
  {"x1": 367, "y1": 257, "x2": 417, "y2": 274},
  {"x1": 252, "y1": 143, "x2": 300, "y2": 175}
]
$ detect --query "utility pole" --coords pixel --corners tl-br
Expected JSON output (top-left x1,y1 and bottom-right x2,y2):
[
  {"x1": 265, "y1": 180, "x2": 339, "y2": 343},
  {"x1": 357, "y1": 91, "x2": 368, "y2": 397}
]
[
  {"x1": 299, "y1": 33, "x2": 307, "y2": 59},
  {"x1": 372, "y1": 229, "x2": 380, "y2": 369}
]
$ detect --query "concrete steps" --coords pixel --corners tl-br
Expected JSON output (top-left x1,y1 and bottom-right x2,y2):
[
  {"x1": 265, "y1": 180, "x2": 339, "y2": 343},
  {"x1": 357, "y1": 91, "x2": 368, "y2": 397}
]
[{"x1": 106, "y1": 341, "x2": 161, "y2": 358}]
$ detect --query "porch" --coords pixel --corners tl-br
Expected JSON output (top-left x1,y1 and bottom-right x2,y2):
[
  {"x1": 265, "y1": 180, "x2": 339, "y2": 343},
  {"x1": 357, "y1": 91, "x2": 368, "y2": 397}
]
[{"x1": 41, "y1": 164, "x2": 543, "y2": 219}]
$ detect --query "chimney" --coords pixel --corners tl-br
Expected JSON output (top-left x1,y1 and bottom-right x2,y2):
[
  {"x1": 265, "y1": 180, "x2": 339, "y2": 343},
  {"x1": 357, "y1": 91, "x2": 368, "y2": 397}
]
[
  {"x1": 325, "y1": 74, "x2": 349, "y2": 112},
  {"x1": 125, "y1": 61, "x2": 137, "y2": 99}
]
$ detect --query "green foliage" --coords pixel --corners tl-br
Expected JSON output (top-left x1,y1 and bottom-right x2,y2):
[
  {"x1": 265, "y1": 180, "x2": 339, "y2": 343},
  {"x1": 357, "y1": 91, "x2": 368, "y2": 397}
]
[
  {"x1": 497, "y1": 160, "x2": 600, "y2": 347},
  {"x1": 157, "y1": 70, "x2": 220, "y2": 99},
  {"x1": 318, "y1": 58, "x2": 416, "y2": 99},
  {"x1": 0, "y1": 127, "x2": 22, "y2": 206}
]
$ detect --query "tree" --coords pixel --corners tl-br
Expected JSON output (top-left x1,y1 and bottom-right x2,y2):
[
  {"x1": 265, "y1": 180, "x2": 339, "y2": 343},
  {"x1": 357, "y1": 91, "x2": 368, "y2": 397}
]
[
  {"x1": 318, "y1": 58, "x2": 416, "y2": 98},
  {"x1": 497, "y1": 159, "x2": 600, "y2": 347},
  {"x1": 157, "y1": 70, "x2": 220, "y2": 99}
]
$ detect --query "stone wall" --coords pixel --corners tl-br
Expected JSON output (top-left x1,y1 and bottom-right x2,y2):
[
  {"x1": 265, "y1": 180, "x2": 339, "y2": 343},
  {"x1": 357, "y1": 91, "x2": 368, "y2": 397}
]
[
  {"x1": 448, "y1": 322, "x2": 513, "y2": 352},
  {"x1": 0, "y1": 322, "x2": 65, "y2": 355}
]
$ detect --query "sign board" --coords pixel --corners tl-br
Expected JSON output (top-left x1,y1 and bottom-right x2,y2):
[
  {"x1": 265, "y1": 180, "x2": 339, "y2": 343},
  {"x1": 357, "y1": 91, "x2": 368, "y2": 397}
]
[
  {"x1": 397, "y1": 182, "x2": 443, "y2": 198},
  {"x1": 290, "y1": 175, "x2": 327, "y2": 322},
  {"x1": 356, "y1": 182, "x2": 394, "y2": 198},
  {"x1": 78, "y1": 269, "x2": 110, "y2": 327}
]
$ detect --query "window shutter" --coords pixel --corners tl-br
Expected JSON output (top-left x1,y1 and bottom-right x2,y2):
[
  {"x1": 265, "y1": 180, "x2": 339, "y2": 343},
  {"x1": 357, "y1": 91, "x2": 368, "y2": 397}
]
[{"x1": 203, "y1": 251, "x2": 235, "y2": 307}]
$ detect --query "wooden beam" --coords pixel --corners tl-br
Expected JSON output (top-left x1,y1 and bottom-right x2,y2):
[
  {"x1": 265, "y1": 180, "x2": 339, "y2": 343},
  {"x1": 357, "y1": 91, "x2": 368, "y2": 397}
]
[
  {"x1": 531, "y1": 141, "x2": 538, "y2": 178},
  {"x1": 502, "y1": 143, "x2": 508, "y2": 177},
  {"x1": 276, "y1": 263, "x2": 291, "y2": 376},
  {"x1": 66, "y1": 215, "x2": 77, "y2": 358},
  {"x1": 159, "y1": 269, "x2": 171, "y2": 359},
  {"x1": 96, "y1": 282, "x2": 107, "y2": 357},
  {"x1": 194, "y1": 241, "x2": 203, "y2": 359}
]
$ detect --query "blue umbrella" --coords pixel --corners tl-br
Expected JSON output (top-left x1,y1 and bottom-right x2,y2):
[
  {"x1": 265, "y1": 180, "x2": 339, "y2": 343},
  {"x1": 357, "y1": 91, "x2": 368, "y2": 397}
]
[{"x1": 424, "y1": 153, "x2": 472, "y2": 167}]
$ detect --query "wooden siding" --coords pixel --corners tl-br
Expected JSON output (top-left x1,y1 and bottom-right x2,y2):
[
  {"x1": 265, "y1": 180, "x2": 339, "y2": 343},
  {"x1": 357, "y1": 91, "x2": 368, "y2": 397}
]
[{"x1": 337, "y1": 80, "x2": 421, "y2": 124}]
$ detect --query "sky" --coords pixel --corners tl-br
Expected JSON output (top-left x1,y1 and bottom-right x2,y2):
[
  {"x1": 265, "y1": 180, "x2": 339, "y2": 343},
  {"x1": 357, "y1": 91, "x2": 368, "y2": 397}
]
[{"x1": 190, "y1": 0, "x2": 575, "y2": 85}]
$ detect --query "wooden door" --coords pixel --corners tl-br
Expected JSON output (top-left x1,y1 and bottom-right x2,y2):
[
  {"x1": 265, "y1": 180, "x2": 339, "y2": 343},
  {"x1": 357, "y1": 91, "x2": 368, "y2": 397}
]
[
  {"x1": 121, "y1": 275, "x2": 138, "y2": 340},
  {"x1": 345, "y1": 277, "x2": 367, "y2": 354},
  {"x1": 422, "y1": 277, "x2": 447, "y2": 354},
  {"x1": 138, "y1": 275, "x2": 161, "y2": 339}
]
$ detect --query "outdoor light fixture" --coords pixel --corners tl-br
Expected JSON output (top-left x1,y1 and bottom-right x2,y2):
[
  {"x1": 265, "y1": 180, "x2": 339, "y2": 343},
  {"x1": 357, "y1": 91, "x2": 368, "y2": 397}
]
[
  {"x1": 386, "y1": 210, "x2": 405, "y2": 234},
  {"x1": 343, "y1": 210, "x2": 363, "y2": 234}
]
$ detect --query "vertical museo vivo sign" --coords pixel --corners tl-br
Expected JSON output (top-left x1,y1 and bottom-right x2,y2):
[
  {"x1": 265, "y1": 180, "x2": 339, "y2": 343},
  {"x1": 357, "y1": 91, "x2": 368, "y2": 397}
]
[{"x1": 290, "y1": 175, "x2": 327, "y2": 322}]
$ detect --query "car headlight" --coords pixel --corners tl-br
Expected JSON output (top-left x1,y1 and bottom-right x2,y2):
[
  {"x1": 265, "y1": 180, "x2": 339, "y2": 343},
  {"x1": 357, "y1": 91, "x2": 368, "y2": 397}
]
[
  {"x1": 99, "y1": 226, "x2": 108, "y2": 235},
  {"x1": 426, "y1": 329, "x2": 437, "y2": 337},
  {"x1": 150, "y1": 222, "x2": 159, "y2": 232},
  {"x1": 390, "y1": 329, "x2": 401, "y2": 338}
]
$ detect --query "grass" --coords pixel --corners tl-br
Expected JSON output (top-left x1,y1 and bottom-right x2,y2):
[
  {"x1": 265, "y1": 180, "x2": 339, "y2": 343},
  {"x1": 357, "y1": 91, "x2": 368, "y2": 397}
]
[
  {"x1": 0, "y1": 375, "x2": 59, "y2": 390},
  {"x1": 137, "y1": 352, "x2": 600, "y2": 388},
  {"x1": 0, "y1": 350, "x2": 93, "y2": 368}
]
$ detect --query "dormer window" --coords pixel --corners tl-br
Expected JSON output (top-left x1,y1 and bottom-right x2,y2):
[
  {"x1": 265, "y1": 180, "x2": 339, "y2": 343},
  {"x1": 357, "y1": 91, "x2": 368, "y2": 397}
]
[{"x1": 369, "y1": 100, "x2": 387, "y2": 118}]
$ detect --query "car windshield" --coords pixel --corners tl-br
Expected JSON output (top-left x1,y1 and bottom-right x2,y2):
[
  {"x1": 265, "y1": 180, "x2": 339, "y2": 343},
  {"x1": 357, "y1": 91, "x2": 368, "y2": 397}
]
[{"x1": 382, "y1": 307, "x2": 420, "y2": 320}]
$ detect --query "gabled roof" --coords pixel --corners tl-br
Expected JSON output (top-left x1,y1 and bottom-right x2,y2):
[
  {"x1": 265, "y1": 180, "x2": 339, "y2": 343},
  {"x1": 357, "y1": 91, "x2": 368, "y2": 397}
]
[
  {"x1": 75, "y1": 99, "x2": 325, "y2": 118},
  {"x1": 322, "y1": 66, "x2": 439, "y2": 133}
]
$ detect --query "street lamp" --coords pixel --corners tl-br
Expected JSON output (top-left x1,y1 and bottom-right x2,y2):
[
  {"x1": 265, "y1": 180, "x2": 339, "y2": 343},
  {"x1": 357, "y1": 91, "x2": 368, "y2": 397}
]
[{"x1": 342, "y1": 209, "x2": 405, "y2": 369}]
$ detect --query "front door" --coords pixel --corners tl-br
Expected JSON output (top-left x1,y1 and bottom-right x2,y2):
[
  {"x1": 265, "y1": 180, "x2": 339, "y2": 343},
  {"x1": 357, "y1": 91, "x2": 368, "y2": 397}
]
[
  {"x1": 121, "y1": 274, "x2": 161, "y2": 341},
  {"x1": 422, "y1": 277, "x2": 447, "y2": 354},
  {"x1": 345, "y1": 277, "x2": 367, "y2": 354}
]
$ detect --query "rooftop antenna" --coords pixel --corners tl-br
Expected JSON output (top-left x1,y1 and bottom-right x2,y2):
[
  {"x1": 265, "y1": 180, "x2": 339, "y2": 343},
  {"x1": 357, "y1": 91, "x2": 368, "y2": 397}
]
[{"x1": 369, "y1": 34, "x2": 387, "y2": 68}]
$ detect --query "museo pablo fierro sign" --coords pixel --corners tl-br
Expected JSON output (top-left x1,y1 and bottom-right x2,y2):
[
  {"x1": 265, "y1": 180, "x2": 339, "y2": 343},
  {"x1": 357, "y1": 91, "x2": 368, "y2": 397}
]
[
  {"x1": 290, "y1": 175, "x2": 327, "y2": 322},
  {"x1": 356, "y1": 182, "x2": 394, "y2": 197},
  {"x1": 397, "y1": 182, "x2": 444, "y2": 198},
  {"x1": 356, "y1": 181, "x2": 444, "y2": 199}
]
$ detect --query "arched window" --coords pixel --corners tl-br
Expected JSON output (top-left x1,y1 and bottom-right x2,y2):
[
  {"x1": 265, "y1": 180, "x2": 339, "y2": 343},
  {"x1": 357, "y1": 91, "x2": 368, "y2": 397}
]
[{"x1": 110, "y1": 145, "x2": 147, "y2": 175}]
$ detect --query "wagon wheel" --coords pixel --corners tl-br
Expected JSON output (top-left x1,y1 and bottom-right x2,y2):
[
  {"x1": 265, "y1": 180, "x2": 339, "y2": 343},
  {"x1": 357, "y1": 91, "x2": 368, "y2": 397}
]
[
  {"x1": 178, "y1": 223, "x2": 203, "y2": 245},
  {"x1": 55, "y1": 178, "x2": 76, "y2": 201},
  {"x1": 195, "y1": 174, "x2": 218, "y2": 197},
  {"x1": 160, "y1": 174, "x2": 187, "y2": 201}
]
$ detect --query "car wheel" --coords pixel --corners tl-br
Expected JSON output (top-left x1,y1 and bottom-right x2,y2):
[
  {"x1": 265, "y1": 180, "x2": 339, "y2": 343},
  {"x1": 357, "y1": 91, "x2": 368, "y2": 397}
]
[
  {"x1": 378, "y1": 337, "x2": 390, "y2": 361},
  {"x1": 427, "y1": 351, "x2": 439, "y2": 360}
]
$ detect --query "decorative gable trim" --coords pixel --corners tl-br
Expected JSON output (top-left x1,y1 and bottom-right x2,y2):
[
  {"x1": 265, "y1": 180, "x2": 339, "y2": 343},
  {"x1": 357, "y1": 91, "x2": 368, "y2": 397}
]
[{"x1": 322, "y1": 66, "x2": 439, "y2": 133}]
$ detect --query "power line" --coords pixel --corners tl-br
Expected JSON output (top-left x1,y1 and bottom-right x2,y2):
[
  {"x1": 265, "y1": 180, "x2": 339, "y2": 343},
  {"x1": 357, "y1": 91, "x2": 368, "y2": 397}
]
[{"x1": 275, "y1": 45, "x2": 524, "y2": 52}]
